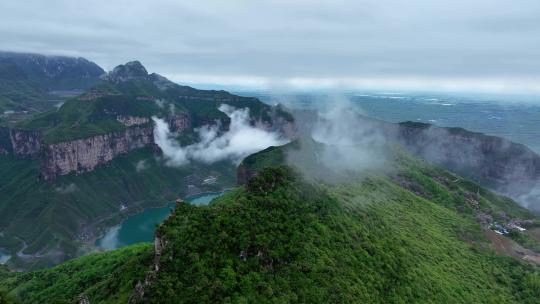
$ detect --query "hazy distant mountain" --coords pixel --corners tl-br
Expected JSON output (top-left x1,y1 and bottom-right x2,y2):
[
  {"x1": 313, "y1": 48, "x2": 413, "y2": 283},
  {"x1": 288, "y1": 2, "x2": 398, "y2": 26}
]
[
  {"x1": 0, "y1": 59, "x2": 45, "y2": 111},
  {"x1": 0, "y1": 51, "x2": 105, "y2": 90},
  {"x1": 0, "y1": 51, "x2": 105, "y2": 114}
]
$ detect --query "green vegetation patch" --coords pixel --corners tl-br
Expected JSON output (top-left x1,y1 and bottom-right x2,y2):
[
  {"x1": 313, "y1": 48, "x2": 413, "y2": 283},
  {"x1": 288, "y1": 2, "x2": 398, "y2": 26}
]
[
  {"x1": 139, "y1": 167, "x2": 540, "y2": 303},
  {"x1": 0, "y1": 148, "x2": 235, "y2": 270},
  {"x1": 0, "y1": 243, "x2": 152, "y2": 303}
]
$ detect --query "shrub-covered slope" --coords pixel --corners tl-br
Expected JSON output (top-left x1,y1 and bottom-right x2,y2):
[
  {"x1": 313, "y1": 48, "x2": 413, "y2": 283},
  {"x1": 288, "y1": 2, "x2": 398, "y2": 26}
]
[
  {"x1": 137, "y1": 165, "x2": 540, "y2": 303},
  {"x1": 0, "y1": 148, "x2": 235, "y2": 270},
  {"x1": 240, "y1": 140, "x2": 540, "y2": 255},
  {"x1": 0, "y1": 243, "x2": 152, "y2": 304},
  {"x1": 3, "y1": 149, "x2": 540, "y2": 302}
]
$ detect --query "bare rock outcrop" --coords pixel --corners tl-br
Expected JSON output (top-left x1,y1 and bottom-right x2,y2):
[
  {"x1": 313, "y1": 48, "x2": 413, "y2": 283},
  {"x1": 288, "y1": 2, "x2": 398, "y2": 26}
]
[
  {"x1": 34, "y1": 114, "x2": 190, "y2": 180},
  {"x1": 116, "y1": 115, "x2": 150, "y2": 127},
  {"x1": 76, "y1": 295, "x2": 90, "y2": 304},
  {"x1": 128, "y1": 232, "x2": 166, "y2": 304},
  {"x1": 166, "y1": 114, "x2": 191, "y2": 132},
  {"x1": 9, "y1": 129, "x2": 41, "y2": 157}
]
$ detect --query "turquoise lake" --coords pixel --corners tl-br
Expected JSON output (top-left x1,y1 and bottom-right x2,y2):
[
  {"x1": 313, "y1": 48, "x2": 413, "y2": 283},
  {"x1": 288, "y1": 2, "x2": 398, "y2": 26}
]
[
  {"x1": 96, "y1": 192, "x2": 224, "y2": 250},
  {"x1": 0, "y1": 249, "x2": 10, "y2": 264}
]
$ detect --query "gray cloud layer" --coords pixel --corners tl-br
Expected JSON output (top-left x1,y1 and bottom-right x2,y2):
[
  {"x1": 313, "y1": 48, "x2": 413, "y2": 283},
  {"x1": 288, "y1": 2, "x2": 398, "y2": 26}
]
[{"x1": 1, "y1": 0, "x2": 540, "y2": 91}]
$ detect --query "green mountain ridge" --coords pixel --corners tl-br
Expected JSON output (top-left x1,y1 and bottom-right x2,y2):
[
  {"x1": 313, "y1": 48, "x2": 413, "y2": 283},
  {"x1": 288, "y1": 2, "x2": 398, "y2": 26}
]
[
  {"x1": 2, "y1": 142, "x2": 540, "y2": 303},
  {"x1": 13, "y1": 60, "x2": 291, "y2": 144},
  {"x1": 0, "y1": 51, "x2": 105, "y2": 91}
]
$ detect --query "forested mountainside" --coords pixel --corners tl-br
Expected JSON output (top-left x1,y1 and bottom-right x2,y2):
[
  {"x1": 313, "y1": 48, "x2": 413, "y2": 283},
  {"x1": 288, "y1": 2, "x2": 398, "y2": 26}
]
[
  {"x1": 2, "y1": 143, "x2": 540, "y2": 303},
  {"x1": 0, "y1": 60, "x2": 45, "y2": 113},
  {"x1": 0, "y1": 60, "x2": 293, "y2": 270}
]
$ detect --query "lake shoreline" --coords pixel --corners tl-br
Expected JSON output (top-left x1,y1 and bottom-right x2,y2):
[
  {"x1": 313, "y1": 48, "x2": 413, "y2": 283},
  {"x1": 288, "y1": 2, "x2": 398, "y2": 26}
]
[{"x1": 93, "y1": 189, "x2": 230, "y2": 251}]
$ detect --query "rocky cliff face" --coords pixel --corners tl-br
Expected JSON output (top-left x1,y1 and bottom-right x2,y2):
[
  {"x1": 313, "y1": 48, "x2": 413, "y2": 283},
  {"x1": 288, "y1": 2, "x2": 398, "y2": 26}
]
[
  {"x1": 9, "y1": 129, "x2": 42, "y2": 157},
  {"x1": 0, "y1": 112, "x2": 194, "y2": 180},
  {"x1": 166, "y1": 114, "x2": 191, "y2": 132},
  {"x1": 288, "y1": 109, "x2": 540, "y2": 209},
  {"x1": 0, "y1": 113, "x2": 192, "y2": 181},
  {"x1": 38, "y1": 114, "x2": 191, "y2": 180},
  {"x1": 395, "y1": 122, "x2": 540, "y2": 209},
  {"x1": 40, "y1": 126, "x2": 154, "y2": 180},
  {"x1": 396, "y1": 122, "x2": 540, "y2": 187}
]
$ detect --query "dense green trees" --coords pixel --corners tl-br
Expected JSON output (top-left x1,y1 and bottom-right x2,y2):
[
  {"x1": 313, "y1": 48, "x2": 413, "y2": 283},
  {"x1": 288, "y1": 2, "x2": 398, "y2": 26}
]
[
  {"x1": 3, "y1": 161, "x2": 540, "y2": 303},
  {"x1": 140, "y1": 167, "x2": 540, "y2": 303},
  {"x1": 0, "y1": 244, "x2": 151, "y2": 303}
]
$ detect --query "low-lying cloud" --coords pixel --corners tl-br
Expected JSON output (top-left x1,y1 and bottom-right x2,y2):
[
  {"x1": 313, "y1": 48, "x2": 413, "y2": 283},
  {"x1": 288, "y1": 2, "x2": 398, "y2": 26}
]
[
  {"x1": 517, "y1": 186, "x2": 540, "y2": 210},
  {"x1": 135, "y1": 160, "x2": 149, "y2": 172},
  {"x1": 311, "y1": 98, "x2": 388, "y2": 173},
  {"x1": 96, "y1": 226, "x2": 121, "y2": 251},
  {"x1": 153, "y1": 104, "x2": 287, "y2": 166},
  {"x1": 55, "y1": 183, "x2": 78, "y2": 194},
  {"x1": 286, "y1": 96, "x2": 390, "y2": 182}
]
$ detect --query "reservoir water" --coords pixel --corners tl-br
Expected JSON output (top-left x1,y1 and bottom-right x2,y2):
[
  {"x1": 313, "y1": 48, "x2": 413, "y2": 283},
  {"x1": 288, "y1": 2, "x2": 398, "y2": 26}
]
[
  {"x1": 0, "y1": 249, "x2": 10, "y2": 264},
  {"x1": 96, "y1": 192, "x2": 224, "y2": 250}
]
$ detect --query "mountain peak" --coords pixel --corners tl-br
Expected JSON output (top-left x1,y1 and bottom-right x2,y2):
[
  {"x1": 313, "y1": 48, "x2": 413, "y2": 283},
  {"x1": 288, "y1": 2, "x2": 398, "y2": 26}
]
[{"x1": 105, "y1": 60, "x2": 149, "y2": 83}]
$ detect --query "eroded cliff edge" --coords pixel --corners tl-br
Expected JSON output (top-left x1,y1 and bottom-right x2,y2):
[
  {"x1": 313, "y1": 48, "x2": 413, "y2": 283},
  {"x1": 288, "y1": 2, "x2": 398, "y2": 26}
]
[
  {"x1": 40, "y1": 125, "x2": 154, "y2": 180},
  {"x1": 1, "y1": 114, "x2": 192, "y2": 180}
]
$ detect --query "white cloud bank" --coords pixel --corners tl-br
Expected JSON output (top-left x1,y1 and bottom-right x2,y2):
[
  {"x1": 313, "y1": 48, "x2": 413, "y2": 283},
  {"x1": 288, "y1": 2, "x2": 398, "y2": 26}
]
[
  {"x1": 135, "y1": 160, "x2": 149, "y2": 172},
  {"x1": 310, "y1": 98, "x2": 388, "y2": 173},
  {"x1": 153, "y1": 104, "x2": 287, "y2": 166}
]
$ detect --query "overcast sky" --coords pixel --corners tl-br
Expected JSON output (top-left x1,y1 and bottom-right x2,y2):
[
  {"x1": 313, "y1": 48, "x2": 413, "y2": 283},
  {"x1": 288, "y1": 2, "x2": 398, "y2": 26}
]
[{"x1": 1, "y1": 0, "x2": 540, "y2": 93}]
